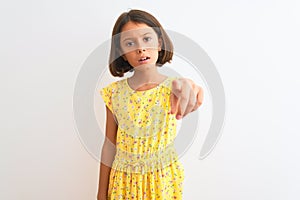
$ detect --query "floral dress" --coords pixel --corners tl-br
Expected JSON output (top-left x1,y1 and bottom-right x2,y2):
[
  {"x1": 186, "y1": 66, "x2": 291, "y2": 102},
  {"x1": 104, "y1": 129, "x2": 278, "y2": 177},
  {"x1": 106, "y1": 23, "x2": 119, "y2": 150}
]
[{"x1": 100, "y1": 76, "x2": 185, "y2": 200}]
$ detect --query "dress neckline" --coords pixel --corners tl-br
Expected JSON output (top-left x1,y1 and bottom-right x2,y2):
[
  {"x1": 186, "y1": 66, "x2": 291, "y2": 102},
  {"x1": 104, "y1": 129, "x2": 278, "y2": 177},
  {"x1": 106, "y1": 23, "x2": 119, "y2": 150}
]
[{"x1": 125, "y1": 76, "x2": 170, "y2": 93}]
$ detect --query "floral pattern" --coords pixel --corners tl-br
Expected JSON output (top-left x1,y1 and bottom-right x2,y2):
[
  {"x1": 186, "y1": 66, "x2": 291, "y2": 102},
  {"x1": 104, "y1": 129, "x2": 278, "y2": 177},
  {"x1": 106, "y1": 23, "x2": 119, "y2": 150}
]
[{"x1": 100, "y1": 77, "x2": 185, "y2": 199}]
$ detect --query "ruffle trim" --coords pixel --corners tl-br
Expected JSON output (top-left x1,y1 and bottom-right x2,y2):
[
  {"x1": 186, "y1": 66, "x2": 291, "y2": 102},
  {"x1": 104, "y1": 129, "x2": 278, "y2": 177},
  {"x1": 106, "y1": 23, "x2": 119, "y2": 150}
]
[{"x1": 111, "y1": 144, "x2": 179, "y2": 174}]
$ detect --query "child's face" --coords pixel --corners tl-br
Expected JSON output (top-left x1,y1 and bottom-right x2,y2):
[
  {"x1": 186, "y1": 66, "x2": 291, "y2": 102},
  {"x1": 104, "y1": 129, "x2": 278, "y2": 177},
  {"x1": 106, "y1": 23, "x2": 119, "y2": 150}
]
[{"x1": 119, "y1": 21, "x2": 162, "y2": 68}]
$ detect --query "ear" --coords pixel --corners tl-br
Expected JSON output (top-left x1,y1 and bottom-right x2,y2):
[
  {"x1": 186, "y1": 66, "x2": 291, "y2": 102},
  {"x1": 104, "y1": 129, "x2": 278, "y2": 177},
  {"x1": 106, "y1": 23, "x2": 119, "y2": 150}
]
[{"x1": 158, "y1": 38, "x2": 162, "y2": 51}]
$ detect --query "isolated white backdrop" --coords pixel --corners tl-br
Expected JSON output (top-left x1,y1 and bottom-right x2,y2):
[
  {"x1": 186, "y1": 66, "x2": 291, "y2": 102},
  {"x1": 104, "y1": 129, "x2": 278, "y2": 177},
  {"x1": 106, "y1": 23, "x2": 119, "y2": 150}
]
[{"x1": 1, "y1": 0, "x2": 299, "y2": 199}]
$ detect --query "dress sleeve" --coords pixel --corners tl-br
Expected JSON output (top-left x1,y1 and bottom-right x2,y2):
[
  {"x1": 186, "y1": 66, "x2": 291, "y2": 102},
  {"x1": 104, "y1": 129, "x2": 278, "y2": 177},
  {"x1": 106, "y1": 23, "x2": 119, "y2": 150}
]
[{"x1": 99, "y1": 82, "x2": 115, "y2": 114}]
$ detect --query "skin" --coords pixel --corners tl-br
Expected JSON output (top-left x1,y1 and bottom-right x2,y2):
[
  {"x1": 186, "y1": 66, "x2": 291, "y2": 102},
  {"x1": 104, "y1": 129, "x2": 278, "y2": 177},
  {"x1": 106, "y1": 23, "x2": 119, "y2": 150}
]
[
  {"x1": 97, "y1": 21, "x2": 204, "y2": 199},
  {"x1": 97, "y1": 106, "x2": 117, "y2": 200},
  {"x1": 170, "y1": 77, "x2": 203, "y2": 119}
]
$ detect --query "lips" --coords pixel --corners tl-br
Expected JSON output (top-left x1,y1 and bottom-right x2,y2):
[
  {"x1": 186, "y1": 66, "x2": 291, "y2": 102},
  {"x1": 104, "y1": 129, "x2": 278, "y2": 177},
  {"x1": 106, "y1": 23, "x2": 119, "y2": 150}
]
[
  {"x1": 138, "y1": 56, "x2": 150, "y2": 62},
  {"x1": 138, "y1": 56, "x2": 151, "y2": 64}
]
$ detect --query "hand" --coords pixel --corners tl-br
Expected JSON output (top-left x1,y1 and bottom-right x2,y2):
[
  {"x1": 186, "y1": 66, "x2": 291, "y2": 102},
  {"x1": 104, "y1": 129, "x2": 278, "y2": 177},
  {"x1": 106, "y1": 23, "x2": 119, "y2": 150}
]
[{"x1": 169, "y1": 78, "x2": 203, "y2": 120}]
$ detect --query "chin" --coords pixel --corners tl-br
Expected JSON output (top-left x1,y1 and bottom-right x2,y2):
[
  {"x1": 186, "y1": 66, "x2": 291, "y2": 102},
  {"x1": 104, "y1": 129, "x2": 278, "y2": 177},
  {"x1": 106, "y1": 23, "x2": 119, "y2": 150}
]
[{"x1": 134, "y1": 64, "x2": 156, "y2": 69}]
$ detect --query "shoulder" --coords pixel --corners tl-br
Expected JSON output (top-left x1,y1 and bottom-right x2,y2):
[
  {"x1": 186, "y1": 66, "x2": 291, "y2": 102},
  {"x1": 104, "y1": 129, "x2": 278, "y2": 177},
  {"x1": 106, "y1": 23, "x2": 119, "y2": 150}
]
[
  {"x1": 100, "y1": 79, "x2": 126, "y2": 99},
  {"x1": 100, "y1": 78, "x2": 125, "y2": 90},
  {"x1": 168, "y1": 76, "x2": 179, "y2": 81},
  {"x1": 166, "y1": 76, "x2": 182, "y2": 87},
  {"x1": 162, "y1": 76, "x2": 180, "y2": 88}
]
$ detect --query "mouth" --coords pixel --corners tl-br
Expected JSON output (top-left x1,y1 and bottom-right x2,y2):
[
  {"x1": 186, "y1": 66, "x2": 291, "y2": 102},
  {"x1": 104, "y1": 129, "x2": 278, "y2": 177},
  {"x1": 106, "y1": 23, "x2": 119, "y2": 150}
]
[{"x1": 138, "y1": 56, "x2": 150, "y2": 63}]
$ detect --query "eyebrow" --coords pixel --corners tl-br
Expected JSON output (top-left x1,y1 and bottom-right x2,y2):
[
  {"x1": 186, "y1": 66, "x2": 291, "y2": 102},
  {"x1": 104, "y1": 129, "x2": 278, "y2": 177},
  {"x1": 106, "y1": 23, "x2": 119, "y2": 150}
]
[{"x1": 122, "y1": 32, "x2": 153, "y2": 42}]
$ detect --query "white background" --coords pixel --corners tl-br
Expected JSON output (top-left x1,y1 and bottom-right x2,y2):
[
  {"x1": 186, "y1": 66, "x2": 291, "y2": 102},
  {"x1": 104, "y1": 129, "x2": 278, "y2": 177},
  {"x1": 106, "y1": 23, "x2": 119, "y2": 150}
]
[{"x1": 1, "y1": 0, "x2": 299, "y2": 199}]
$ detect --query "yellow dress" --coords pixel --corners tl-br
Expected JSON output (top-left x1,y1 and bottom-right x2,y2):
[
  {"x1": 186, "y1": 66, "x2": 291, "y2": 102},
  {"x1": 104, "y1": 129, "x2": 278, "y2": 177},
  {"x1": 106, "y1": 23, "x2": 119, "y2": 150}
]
[{"x1": 100, "y1": 76, "x2": 185, "y2": 200}]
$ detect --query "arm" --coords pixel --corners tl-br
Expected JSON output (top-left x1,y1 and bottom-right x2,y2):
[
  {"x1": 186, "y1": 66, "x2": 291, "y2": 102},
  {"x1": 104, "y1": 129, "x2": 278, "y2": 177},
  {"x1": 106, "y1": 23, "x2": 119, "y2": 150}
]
[{"x1": 97, "y1": 106, "x2": 118, "y2": 200}]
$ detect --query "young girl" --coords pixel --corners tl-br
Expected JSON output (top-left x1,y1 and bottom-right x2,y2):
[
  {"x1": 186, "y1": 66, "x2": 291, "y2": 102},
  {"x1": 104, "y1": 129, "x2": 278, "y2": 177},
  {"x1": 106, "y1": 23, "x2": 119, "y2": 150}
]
[{"x1": 98, "y1": 9, "x2": 185, "y2": 200}]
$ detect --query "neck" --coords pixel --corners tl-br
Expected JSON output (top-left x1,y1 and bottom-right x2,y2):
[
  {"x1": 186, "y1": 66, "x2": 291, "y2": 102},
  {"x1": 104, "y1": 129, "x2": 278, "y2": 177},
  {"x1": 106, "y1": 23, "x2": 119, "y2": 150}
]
[{"x1": 130, "y1": 64, "x2": 161, "y2": 82}]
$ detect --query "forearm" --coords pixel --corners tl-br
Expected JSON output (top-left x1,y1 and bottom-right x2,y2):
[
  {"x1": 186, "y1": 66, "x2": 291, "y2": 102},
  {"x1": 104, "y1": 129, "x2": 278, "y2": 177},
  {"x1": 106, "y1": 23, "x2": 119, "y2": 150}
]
[
  {"x1": 97, "y1": 141, "x2": 116, "y2": 198},
  {"x1": 97, "y1": 163, "x2": 111, "y2": 198}
]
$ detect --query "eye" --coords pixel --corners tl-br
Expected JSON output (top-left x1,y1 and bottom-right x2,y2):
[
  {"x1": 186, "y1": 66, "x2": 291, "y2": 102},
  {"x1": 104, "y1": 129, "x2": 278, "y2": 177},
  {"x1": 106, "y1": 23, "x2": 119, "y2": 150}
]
[
  {"x1": 125, "y1": 41, "x2": 135, "y2": 47},
  {"x1": 143, "y1": 37, "x2": 152, "y2": 42}
]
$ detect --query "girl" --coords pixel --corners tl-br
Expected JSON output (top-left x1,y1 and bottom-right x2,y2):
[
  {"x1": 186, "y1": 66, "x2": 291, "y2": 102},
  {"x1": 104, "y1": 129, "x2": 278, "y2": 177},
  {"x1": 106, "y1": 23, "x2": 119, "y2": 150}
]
[{"x1": 98, "y1": 9, "x2": 196, "y2": 200}]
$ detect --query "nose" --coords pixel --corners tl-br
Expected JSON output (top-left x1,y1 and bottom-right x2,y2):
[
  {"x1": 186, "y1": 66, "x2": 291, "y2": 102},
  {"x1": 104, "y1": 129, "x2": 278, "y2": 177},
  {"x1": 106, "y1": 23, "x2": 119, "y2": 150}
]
[{"x1": 136, "y1": 47, "x2": 146, "y2": 54}]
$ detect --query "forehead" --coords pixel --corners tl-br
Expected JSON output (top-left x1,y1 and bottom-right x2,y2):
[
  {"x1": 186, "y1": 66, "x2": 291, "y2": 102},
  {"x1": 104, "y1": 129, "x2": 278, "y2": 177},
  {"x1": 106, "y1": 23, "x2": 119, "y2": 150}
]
[{"x1": 120, "y1": 21, "x2": 157, "y2": 39}]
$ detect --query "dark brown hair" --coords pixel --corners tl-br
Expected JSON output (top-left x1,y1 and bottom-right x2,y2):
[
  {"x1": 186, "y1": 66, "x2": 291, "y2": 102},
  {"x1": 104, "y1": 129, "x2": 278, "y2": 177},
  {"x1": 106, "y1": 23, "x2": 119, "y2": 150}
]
[{"x1": 108, "y1": 9, "x2": 174, "y2": 77}]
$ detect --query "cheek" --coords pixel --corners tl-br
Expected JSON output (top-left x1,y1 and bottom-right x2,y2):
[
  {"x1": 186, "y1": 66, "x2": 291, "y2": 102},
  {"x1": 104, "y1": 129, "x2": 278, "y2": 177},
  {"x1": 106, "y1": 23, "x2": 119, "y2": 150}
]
[
  {"x1": 151, "y1": 50, "x2": 159, "y2": 58},
  {"x1": 123, "y1": 52, "x2": 136, "y2": 61},
  {"x1": 127, "y1": 51, "x2": 136, "y2": 57}
]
